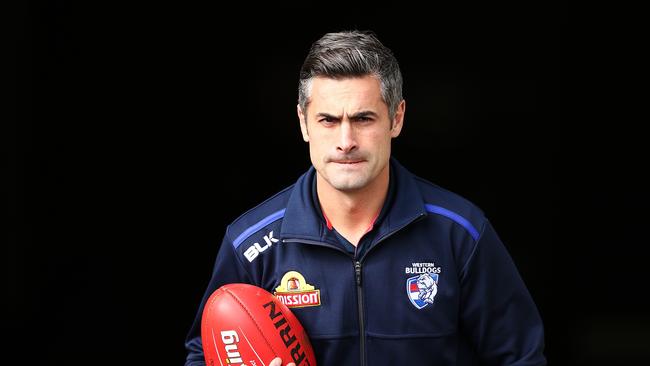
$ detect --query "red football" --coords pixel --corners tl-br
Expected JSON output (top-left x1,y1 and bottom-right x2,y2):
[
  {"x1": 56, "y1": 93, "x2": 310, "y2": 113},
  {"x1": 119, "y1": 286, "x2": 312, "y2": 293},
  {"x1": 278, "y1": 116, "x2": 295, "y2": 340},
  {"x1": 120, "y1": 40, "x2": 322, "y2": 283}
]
[{"x1": 201, "y1": 283, "x2": 317, "y2": 366}]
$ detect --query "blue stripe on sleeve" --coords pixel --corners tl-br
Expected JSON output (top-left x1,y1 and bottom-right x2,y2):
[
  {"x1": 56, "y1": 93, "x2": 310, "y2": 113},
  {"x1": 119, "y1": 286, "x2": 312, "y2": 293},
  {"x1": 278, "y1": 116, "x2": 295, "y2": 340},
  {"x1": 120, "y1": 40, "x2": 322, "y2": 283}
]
[
  {"x1": 232, "y1": 209, "x2": 286, "y2": 248},
  {"x1": 424, "y1": 204, "x2": 479, "y2": 241}
]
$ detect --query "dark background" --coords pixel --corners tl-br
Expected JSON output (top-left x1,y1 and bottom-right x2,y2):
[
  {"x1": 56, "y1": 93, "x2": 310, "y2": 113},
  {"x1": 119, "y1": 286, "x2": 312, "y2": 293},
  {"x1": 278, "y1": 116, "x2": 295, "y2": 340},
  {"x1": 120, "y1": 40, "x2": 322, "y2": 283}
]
[{"x1": 10, "y1": 2, "x2": 648, "y2": 365}]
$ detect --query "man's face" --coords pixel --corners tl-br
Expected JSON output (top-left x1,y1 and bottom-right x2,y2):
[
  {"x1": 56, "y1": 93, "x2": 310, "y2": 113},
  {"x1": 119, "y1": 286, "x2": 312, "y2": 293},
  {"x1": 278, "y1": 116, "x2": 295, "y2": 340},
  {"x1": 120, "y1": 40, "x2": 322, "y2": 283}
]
[{"x1": 297, "y1": 76, "x2": 404, "y2": 192}]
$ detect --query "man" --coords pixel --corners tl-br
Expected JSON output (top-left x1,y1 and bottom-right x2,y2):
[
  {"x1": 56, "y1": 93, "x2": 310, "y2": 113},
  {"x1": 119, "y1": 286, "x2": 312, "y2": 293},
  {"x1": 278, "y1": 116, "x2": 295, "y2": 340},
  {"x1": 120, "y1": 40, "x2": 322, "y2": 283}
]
[{"x1": 185, "y1": 31, "x2": 546, "y2": 366}]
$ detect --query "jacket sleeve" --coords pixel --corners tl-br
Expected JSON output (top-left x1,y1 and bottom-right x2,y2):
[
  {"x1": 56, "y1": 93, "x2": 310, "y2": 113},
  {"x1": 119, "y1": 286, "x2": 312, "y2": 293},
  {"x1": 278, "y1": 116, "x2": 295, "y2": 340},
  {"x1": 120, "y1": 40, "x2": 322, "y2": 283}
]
[
  {"x1": 459, "y1": 220, "x2": 547, "y2": 366},
  {"x1": 184, "y1": 234, "x2": 253, "y2": 366}
]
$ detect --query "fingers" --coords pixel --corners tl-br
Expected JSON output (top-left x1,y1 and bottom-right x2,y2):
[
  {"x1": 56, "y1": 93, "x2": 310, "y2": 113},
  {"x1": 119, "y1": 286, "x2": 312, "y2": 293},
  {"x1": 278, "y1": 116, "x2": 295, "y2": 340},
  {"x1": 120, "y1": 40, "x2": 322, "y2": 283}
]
[{"x1": 269, "y1": 357, "x2": 296, "y2": 366}]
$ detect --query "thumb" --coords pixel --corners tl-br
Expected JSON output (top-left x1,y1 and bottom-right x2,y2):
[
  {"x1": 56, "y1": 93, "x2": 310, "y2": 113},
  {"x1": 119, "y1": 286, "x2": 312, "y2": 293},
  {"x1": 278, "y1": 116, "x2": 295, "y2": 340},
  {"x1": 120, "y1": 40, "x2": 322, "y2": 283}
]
[{"x1": 269, "y1": 357, "x2": 296, "y2": 366}]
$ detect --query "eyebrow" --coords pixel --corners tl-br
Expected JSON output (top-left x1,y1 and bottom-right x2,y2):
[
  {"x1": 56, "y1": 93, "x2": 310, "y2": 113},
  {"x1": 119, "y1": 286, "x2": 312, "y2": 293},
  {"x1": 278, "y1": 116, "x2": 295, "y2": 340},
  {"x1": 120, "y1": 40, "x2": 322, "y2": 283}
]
[{"x1": 315, "y1": 110, "x2": 379, "y2": 120}]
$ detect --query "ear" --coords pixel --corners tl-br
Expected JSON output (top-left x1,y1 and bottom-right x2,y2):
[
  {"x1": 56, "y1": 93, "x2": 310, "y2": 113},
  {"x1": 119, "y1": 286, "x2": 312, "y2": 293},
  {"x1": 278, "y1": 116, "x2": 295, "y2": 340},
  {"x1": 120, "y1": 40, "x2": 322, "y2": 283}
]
[
  {"x1": 390, "y1": 100, "x2": 406, "y2": 138},
  {"x1": 297, "y1": 104, "x2": 309, "y2": 142}
]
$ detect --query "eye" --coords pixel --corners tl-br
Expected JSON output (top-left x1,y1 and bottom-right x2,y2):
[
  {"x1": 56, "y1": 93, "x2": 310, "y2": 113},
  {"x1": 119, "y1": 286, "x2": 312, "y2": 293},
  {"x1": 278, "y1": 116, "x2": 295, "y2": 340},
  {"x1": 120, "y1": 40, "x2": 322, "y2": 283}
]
[
  {"x1": 353, "y1": 116, "x2": 374, "y2": 123},
  {"x1": 318, "y1": 116, "x2": 338, "y2": 125}
]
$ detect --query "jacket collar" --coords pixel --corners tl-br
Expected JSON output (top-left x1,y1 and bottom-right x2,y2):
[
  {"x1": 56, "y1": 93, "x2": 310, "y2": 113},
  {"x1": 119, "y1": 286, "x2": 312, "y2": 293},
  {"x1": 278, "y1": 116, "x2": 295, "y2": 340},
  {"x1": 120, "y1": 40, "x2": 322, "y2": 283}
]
[{"x1": 281, "y1": 158, "x2": 426, "y2": 243}]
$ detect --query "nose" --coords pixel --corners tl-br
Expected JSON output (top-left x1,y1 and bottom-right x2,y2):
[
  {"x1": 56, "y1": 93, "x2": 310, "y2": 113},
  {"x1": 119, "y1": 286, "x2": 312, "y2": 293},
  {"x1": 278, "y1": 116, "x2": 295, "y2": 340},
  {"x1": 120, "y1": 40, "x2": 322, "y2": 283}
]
[{"x1": 337, "y1": 121, "x2": 358, "y2": 154}]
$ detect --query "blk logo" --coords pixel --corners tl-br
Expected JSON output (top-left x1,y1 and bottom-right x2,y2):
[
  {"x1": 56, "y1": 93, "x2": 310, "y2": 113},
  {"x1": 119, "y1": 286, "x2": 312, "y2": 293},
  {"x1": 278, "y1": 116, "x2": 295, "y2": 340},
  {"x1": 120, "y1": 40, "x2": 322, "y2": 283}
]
[{"x1": 243, "y1": 231, "x2": 279, "y2": 262}]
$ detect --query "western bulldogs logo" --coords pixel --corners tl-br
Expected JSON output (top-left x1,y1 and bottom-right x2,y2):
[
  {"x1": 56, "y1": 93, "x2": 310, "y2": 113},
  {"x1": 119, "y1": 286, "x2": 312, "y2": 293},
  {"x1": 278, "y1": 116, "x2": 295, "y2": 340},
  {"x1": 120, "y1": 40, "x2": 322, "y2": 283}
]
[{"x1": 406, "y1": 273, "x2": 439, "y2": 309}]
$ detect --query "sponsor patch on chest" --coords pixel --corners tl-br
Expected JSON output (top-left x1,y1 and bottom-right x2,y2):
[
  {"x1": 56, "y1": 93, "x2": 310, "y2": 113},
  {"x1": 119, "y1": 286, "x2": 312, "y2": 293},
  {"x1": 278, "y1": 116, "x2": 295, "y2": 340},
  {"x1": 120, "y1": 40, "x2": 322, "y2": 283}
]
[{"x1": 274, "y1": 271, "x2": 321, "y2": 308}]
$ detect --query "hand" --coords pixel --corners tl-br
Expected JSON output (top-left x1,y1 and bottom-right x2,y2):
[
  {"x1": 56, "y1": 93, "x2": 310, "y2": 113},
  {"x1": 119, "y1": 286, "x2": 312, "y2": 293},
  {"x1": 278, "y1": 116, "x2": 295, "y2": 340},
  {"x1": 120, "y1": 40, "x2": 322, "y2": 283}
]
[{"x1": 269, "y1": 357, "x2": 296, "y2": 366}]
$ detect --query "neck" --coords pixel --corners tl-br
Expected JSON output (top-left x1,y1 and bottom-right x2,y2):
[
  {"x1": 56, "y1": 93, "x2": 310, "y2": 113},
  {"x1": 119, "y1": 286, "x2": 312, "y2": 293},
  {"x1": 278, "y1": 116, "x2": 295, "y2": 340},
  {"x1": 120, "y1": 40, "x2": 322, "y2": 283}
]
[{"x1": 316, "y1": 165, "x2": 389, "y2": 245}]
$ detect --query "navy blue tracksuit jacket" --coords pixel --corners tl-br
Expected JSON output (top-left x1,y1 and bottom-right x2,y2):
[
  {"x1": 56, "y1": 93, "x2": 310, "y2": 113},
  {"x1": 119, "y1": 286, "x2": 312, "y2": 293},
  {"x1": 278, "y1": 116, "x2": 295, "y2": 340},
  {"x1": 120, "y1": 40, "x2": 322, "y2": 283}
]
[{"x1": 185, "y1": 159, "x2": 546, "y2": 365}]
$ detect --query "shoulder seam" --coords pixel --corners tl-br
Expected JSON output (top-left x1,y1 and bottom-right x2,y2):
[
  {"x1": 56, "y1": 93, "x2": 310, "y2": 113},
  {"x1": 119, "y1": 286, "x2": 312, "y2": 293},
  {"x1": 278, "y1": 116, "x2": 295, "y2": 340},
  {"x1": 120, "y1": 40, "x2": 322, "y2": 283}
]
[
  {"x1": 424, "y1": 203, "x2": 480, "y2": 241},
  {"x1": 459, "y1": 219, "x2": 489, "y2": 277},
  {"x1": 230, "y1": 236, "x2": 256, "y2": 283},
  {"x1": 232, "y1": 208, "x2": 286, "y2": 248},
  {"x1": 229, "y1": 184, "x2": 294, "y2": 228}
]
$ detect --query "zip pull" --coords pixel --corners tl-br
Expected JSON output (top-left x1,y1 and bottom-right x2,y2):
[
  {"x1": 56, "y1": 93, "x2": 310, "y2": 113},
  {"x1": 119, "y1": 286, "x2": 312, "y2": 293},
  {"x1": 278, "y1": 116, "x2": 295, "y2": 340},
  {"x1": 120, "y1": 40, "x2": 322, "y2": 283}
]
[
  {"x1": 354, "y1": 260, "x2": 366, "y2": 365},
  {"x1": 355, "y1": 261, "x2": 362, "y2": 286}
]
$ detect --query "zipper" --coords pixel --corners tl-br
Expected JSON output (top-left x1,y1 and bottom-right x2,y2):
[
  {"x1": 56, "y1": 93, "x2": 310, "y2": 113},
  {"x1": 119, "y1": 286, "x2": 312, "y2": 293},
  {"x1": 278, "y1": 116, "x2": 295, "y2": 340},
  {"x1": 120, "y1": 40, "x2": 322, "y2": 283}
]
[
  {"x1": 355, "y1": 260, "x2": 365, "y2": 366},
  {"x1": 283, "y1": 238, "x2": 366, "y2": 365},
  {"x1": 283, "y1": 212, "x2": 425, "y2": 366},
  {"x1": 354, "y1": 214, "x2": 424, "y2": 366}
]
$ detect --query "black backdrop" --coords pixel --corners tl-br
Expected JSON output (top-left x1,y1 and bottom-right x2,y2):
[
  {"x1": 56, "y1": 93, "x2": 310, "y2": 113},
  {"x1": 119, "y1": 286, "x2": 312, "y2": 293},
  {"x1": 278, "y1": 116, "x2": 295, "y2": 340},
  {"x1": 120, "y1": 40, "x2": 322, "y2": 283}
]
[{"x1": 12, "y1": 3, "x2": 648, "y2": 365}]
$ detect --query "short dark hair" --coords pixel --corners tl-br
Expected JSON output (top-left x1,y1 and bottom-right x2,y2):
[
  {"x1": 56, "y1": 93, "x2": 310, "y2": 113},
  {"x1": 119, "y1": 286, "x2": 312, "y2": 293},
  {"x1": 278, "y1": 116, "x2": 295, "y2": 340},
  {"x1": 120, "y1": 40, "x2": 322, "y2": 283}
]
[{"x1": 298, "y1": 30, "x2": 403, "y2": 118}]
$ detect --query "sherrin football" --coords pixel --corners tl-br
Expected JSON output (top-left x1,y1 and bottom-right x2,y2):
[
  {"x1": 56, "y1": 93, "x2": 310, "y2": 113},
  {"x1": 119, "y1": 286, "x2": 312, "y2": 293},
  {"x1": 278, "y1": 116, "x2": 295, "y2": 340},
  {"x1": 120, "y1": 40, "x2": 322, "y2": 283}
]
[{"x1": 201, "y1": 283, "x2": 317, "y2": 366}]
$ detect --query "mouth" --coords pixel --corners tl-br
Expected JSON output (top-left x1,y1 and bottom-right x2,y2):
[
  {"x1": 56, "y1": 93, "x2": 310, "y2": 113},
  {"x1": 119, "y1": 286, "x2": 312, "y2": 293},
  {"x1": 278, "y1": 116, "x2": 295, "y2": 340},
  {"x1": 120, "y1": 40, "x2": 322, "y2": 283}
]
[
  {"x1": 333, "y1": 160, "x2": 363, "y2": 164},
  {"x1": 331, "y1": 160, "x2": 365, "y2": 166}
]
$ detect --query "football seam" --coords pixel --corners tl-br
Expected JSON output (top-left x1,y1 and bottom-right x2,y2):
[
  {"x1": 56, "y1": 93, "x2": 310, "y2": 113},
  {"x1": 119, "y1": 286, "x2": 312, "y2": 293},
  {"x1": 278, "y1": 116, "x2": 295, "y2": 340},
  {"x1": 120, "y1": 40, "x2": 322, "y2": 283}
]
[{"x1": 223, "y1": 286, "x2": 281, "y2": 359}]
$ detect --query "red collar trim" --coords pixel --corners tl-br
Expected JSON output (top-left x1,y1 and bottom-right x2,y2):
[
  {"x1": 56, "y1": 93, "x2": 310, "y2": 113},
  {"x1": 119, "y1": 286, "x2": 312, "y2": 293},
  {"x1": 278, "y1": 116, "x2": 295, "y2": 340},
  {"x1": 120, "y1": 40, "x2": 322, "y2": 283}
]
[
  {"x1": 321, "y1": 209, "x2": 380, "y2": 233},
  {"x1": 322, "y1": 208, "x2": 334, "y2": 230}
]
